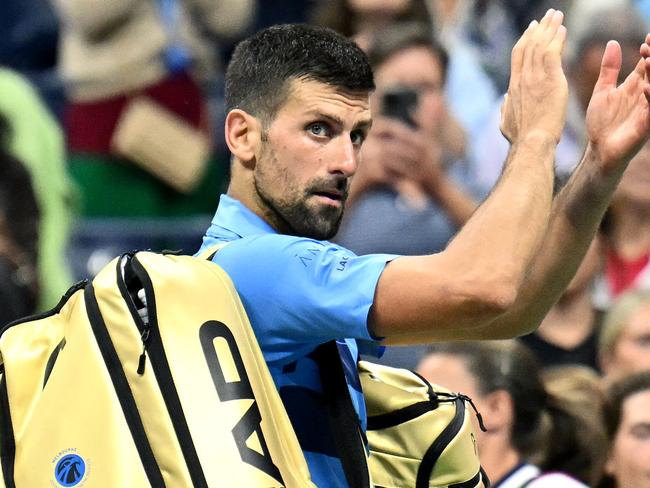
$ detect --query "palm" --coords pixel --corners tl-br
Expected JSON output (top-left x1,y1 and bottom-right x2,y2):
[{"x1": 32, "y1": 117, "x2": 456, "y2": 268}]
[{"x1": 586, "y1": 42, "x2": 650, "y2": 170}]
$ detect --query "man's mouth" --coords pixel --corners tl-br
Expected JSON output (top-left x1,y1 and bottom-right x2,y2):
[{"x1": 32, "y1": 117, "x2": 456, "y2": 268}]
[{"x1": 312, "y1": 189, "x2": 345, "y2": 206}]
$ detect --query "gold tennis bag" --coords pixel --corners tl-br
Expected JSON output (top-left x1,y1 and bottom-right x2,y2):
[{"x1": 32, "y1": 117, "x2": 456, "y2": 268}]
[
  {"x1": 0, "y1": 248, "x2": 487, "y2": 488},
  {"x1": 360, "y1": 361, "x2": 488, "y2": 488},
  {"x1": 0, "y1": 250, "x2": 314, "y2": 487}
]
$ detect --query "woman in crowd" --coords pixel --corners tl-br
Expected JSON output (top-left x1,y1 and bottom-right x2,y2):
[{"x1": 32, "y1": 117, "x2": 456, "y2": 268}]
[
  {"x1": 598, "y1": 371, "x2": 650, "y2": 488},
  {"x1": 417, "y1": 341, "x2": 607, "y2": 487},
  {"x1": 594, "y1": 141, "x2": 650, "y2": 310},
  {"x1": 598, "y1": 288, "x2": 650, "y2": 383}
]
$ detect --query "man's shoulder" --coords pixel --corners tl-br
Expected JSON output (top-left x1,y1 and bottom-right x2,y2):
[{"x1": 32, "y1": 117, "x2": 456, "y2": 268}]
[
  {"x1": 208, "y1": 234, "x2": 356, "y2": 277},
  {"x1": 217, "y1": 233, "x2": 349, "y2": 256}
]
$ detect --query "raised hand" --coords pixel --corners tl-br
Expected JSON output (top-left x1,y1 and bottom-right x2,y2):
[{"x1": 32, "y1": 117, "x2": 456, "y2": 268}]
[
  {"x1": 585, "y1": 36, "x2": 650, "y2": 172},
  {"x1": 500, "y1": 9, "x2": 568, "y2": 144}
]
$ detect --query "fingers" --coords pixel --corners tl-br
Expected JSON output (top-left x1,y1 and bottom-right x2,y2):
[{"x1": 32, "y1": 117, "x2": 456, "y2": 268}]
[
  {"x1": 530, "y1": 9, "x2": 565, "y2": 71},
  {"x1": 510, "y1": 19, "x2": 538, "y2": 81},
  {"x1": 547, "y1": 24, "x2": 567, "y2": 62},
  {"x1": 633, "y1": 34, "x2": 650, "y2": 79},
  {"x1": 633, "y1": 56, "x2": 646, "y2": 80},
  {"x1": 593, "y1": 40, "x2": 622, "y2": 95},
  {"x1": 509, "y1": 9, "x2": 565, "y2": 90},
  {"x1": 616, "y1": 35, "x2": 650, "y2": 99}
]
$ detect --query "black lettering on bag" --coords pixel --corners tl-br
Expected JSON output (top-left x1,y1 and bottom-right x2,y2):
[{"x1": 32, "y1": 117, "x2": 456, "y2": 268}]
[{"x1": 199, "y1": 321, "x2": 283, "y2": 483}]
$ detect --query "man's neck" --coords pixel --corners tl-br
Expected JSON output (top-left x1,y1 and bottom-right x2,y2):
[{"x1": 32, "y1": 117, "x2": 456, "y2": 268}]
[{"x1": 227, "y1": 175, "x2": 283, "y2": 234}]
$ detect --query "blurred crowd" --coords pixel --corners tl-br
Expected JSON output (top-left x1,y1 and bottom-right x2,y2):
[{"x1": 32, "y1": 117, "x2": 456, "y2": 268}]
[{"x1": 3, "y1": 0, "x2": 650, "y2": 486}]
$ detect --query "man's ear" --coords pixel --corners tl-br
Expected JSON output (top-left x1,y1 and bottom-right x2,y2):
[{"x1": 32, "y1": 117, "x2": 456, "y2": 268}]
[{"x1": 225, "y1": 109, "x2": 262, "y2": 168}]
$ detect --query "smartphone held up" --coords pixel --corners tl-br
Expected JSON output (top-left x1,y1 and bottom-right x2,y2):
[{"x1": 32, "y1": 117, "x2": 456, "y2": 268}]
[{"x1": 381, "y1": 87, "x2": 419, "y2": 129}]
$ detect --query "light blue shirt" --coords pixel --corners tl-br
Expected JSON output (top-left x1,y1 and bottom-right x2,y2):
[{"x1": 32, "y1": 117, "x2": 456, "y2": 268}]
[{"x1": 198, "y1": 194, "x2": 396, "y2": 486}]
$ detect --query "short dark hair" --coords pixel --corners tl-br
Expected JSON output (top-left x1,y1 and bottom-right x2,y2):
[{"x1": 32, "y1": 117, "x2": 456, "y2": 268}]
[
  {"x1": 366, "y1": 22, "x2": 449, "y2": 81},
  {"x1": 225, "y1": 24, "x2": 375, "y2": 122}
]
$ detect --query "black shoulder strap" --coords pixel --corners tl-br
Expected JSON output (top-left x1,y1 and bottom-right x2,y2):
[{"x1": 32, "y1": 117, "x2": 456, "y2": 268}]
[{"x1": 313, "y1": 341, "x2": 370, "y2": 488}]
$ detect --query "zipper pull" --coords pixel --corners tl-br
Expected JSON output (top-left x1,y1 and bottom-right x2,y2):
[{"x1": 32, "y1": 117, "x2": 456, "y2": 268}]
[
  {"x1": 459, "y1": 393, "x2": 487, "y2": 432},
  {"x1": 137, "y1": 328, "x2": 150, "y2": 375}
]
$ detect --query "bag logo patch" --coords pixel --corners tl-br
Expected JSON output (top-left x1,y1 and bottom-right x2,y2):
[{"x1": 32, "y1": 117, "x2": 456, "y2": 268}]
[{"x1": 53, "y1": 452, "x2": 86, "y2": 487}]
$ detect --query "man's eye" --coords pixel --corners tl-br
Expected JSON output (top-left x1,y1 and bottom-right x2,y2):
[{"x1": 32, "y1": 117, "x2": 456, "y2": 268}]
[
  {"x1": 351, "y1": 131, "x2": 365, "y2": 146},
  {"x1": 308, "y1": 123, "x2": 328, "y2": 137}
]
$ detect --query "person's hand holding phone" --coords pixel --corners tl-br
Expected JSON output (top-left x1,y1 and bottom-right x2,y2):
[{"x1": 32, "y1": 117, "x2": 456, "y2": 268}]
[{"x1": 360, "y1": 116, "x2": 445, "y2": 195}]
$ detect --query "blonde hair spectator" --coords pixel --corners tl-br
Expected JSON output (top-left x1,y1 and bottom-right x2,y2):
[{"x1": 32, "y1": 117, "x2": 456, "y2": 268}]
[{"x1": 598, "y1": 289, "x2": 650, "y2": 381}]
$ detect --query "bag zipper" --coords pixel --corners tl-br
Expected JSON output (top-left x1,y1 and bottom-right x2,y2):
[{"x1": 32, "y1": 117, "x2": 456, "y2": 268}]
[
  {"x1": 115, "y1": 254, "x2": 152, "y2": 376},
  {"x1": 84, "y1": 283, "x2": 165, "y2": 487},
  {"x1": 123, "y1": 255, "x2": 209, "y2": 488}
]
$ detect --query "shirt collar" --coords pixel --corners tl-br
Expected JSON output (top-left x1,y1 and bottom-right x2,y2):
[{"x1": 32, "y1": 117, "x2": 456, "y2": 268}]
[{"x1": 208, "y1": 194, "x2": 278, "y2": 239}]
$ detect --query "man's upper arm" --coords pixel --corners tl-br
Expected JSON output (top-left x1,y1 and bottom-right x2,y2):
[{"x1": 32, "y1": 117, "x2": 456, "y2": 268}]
[
  {"x1": 212, "y1": 235, "x2": 396, "y2": 360},
  {"x1": 369, "y1": 251, "x2": 516, "y2": 344}
]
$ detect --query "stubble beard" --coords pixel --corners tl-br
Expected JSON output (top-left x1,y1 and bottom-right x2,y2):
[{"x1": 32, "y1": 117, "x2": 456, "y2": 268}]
[
  {"x1": 254, "y1": 176, "x2": 346, "y2": 240},
  {"x1": 253, "y1": 147, "x2": 346, "y2": 240}
]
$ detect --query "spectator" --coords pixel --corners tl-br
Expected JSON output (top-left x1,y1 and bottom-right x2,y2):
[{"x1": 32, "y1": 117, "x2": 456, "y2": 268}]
[
  {"x1": 594, "y1": 141, "x2": 650, "y2": 309},
  {"x1": 542, "y1": 365, "x2": 609, "y2": 484},
  {"x1": 0, "y1": 68, "x2": 74, "y2": 310},
  {"x1": 0, "y1": 0, "x2": 64, "y2": 118},
  {"x1": 598, "y1": 289, "x2": 650, "y2": 383},
  {"x1": 336, "y1": 22, "x2": 476, "y2": 257},
  {"x1": 0, "y1": 115, "x2": 40, "y2": 326},
  {"x1": 309, "y1": 0, "x2": 432, "y2": 51},
  {"x1": 598, "y1": 371, "x2": 650, "y2": 488},
  {"x1": 51, "y1": 0, "x2": 256, "y2": 218},
  {"x1": 519, "y1": 237, "x2": 603, "y2": 372},
  {"x1": 427, "y1": 0, "x2": 499, "y2": 139},
  {"x1": 417, "y1": 342, "x2": 604, "y2": 486}
]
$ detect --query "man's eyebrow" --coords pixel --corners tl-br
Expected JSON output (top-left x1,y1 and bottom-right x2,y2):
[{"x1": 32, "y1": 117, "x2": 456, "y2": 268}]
[
  {"x1": 305, "y1": 111, "x2": 344, "y2": 127},
  {"x1": 354, "y1": 119, "x2": 373, "y2": 132},
  {"x1": 305, "y1": 111, "x2": 372, "y2": 131}
]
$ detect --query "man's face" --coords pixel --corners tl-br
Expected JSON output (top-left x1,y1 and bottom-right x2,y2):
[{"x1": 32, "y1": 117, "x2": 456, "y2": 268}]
[
  {"x1": 372, "y1": 45, "x2": 445, "y2": 136},
  {"x1": 252, "y1": 78, "x2": 371, "y2": 239},
  {"x1": 605, "y1": 389, "x2": 650, "y2": 488}
]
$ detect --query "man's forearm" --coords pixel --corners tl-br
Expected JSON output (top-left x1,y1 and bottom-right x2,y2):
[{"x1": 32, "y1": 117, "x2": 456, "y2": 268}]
[
  {"x1": 442, "y1": 132, "x2": 556, "y2": 296},
  {"x1": 479, "y1": 144, "x2": 625, "y2": 339},
  {"x1": 371, "y1": 9, "x2": 572, "y2": 343},
  {"x1": 376, "y1": 133, "x2": 557, "y2": 345}
]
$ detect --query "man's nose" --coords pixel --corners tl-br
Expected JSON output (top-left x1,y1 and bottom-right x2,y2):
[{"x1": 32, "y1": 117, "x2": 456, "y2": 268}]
[{"x1": 329, "y1": 137, "x2": 358, "y2": 177}]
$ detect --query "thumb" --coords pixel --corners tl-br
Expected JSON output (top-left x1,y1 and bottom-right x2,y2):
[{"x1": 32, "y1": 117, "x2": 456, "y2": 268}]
[{"x1": 593, "y1": 40, "x2": 622, "y2": 94}]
